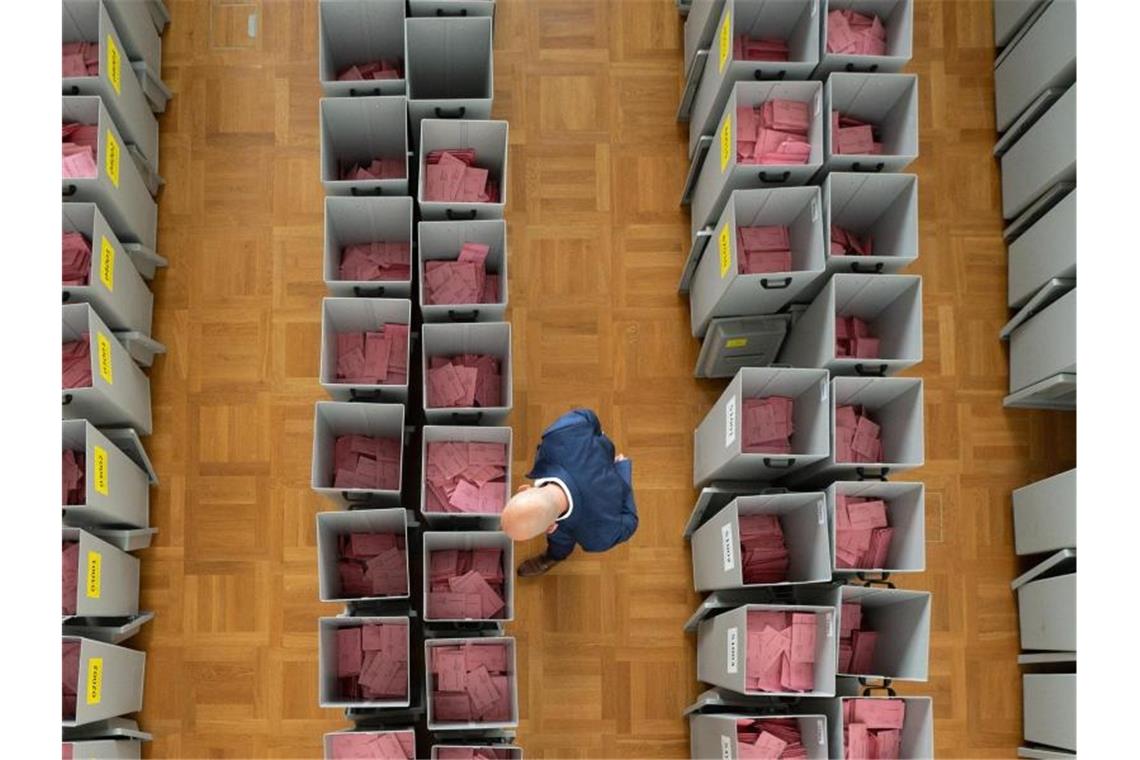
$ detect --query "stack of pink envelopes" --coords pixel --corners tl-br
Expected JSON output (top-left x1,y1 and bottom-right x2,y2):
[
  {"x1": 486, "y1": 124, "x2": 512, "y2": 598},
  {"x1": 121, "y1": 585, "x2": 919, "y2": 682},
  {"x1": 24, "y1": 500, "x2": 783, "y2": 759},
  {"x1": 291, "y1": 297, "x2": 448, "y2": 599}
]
[
  {"x1": 430, "y1": 642, "x2": 513, "y2": 723},
  {"x1": 838, "y1": 601, "x2": 879, "y2": 675},
  {"x1": 328, "y1": 731, "x2": 415, "y2": 760},
  {"x1": 340, "y1": 157, "x2": 405, "y2": 181},
  {"x1": 827, "y1": 9, "x2": 888, "y2": 56},
  {"x1": 62, "y1": 232, "x2": 92, "y2": 286},
  {"x1": 741, "y1": 395, "x2": 795, "y2": 454},
  {"x1": 737, "y1": 717, "x2": 810, "y2": 759},
  {"x1": 427, "y1": 355, "x2": 502, "y2": 409},
  {"x1": 62, "y1": 541, "x2": 79, "y2": 615},
  {"x1": 62, "y1": 743, "x2": 73, "y2": 760},
  {"x1": 424, "y1": 440, "x2": 508, "y2": 515},
  {"x1": 332, "y1": 435, "x2": 402, "y2": 491},
  {"x1": 843, "y1": 698, "x2": 905, "y2": 759},
  {"x1": 63, "y1": 450, "x2": 86, "y2": 505},
  {"x1": 340, "y1": 241, "x2": 412, "y2": 282},
  {"x1": 63, "y1": 338, "x2": 93, "y2": 390},
  {"x1": 737, "y1": 225, "x2": 792, "y2": 275},
  {"x1": 62, "y1": 41, "x2": 100, "y2": 77},
  {"x1": 830, "y1": 225, "x2": 874, "y2": 256},
  {"x1": 62, "y1": 122, "x2": 99, "y2": 179},
  {"x1": 336, "y1": 59, "x2": 404, "y2": 81},
  {"x1": 836, "y1": 316, "x2": 879, "y2": 359},
  {"x1": 428, "y1": 548, "x2": 507, "y2": 619},
  {"x1": 835, "y1": 405, "x2": 882, "y2": 463},
  {"x1": 424, "y1": 242, "x2": 501, "y2": 306},
  {"x1": 62, "y1": 640, "x2": 80, "y2": 720},
  {"x1": 745, "y1": 609, "x2": 818, "y2": 693},
  {"x1": 736, "y1": 100, "x2": 812, "y2": 166},
  {"x1": 436, "y1": 747, "x2": 516, "y2": 760},
  {"x1": 424, "y1": 150, "x2": 500, "y2": 203},
  {"x1": 733, "y1": 35, "x2": 790, "y2": 62},
  {"x1": 832, "y1": 111, "x2": 884, "y2": 155},
  {"x1": 335, "y1": 621, "x2": 409, "y2": 701},
  {"x1": 334, "y1": 326, "x2": 410, "y2": 385},
  {"x1": 835, "y1": 494, "x2": 893, "y2": 569},
  {"x1": 739, "y1": 513, "x2": 790, "y2": 584},
  {"x1": 336, "y1": 532, "x2": 407, "y2": 598}
]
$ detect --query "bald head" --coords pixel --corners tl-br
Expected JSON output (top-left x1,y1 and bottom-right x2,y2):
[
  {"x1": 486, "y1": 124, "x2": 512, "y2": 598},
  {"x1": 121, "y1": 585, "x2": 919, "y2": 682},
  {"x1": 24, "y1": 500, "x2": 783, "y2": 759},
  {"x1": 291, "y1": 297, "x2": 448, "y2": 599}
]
[{"x1": 500, "y1": 484, "x2": 565, "y2": 541}]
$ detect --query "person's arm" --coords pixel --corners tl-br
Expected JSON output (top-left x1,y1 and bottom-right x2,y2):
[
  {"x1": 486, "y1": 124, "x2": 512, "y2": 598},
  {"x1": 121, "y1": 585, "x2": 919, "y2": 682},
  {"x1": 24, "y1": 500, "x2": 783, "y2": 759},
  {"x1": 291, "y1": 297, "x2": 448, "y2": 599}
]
[{"x1": 615, "y1": 457, "x2": 638, "y2": 543}]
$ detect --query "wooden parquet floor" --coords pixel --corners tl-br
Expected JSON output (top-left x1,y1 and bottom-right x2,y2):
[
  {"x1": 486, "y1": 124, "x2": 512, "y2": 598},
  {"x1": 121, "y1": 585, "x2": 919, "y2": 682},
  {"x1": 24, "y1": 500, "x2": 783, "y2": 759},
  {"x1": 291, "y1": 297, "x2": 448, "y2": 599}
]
[{"x1": 136, "y1": 1, "x2": 1076, "y2": 758}]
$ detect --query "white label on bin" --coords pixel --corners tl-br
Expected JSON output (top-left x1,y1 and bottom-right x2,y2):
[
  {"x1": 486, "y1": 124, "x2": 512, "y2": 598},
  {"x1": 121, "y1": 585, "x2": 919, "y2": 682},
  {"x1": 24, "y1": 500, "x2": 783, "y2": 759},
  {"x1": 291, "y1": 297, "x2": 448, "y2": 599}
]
[
  {"x1": 817, "y1": 499, "x2": 826, "y2": 525},
  {"x1": 817, "y1": 719, "x2": 825, "y2": 743},
  {"x1": 720, "y1": 734, "x2": 733, "y2": 759},
  {"x1": 726, "y1": 626, "x2": 739, "y2": 674},
  {"x1": 825, "y1": 612, "x2": 834, "y2": 638},
  {"x1": 721, "y1": 524, "x2": 735, "y2": 571},
  {"x1": 813, "y1": 91, "x2": 822, "y2": 117},
  {"x1": 820, "y1": 380, "x2": 828, "y2": 402},
  {"x1": 725, "y1": 397, "x2": 737, "y2": 447},
  {"x1": 718, "y1": 11, "x2": 732, "y2": 73},
  {"x1": 811, "y1": 197, "x2": 819, "y2": 222},
  {"x1": 812, "y1": 0, "x2": 819, "y2": 18}
]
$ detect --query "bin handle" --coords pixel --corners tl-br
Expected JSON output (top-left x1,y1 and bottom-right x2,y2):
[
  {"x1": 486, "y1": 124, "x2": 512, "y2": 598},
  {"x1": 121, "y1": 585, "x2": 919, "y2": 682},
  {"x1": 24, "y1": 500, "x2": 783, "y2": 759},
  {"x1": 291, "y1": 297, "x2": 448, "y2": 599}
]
[
  {"x1": 759, "y1": 277, "x2": 792, "y2": 290},
  {"x1": 348, "y1": 388, "x2": 384, "y2": 402},
  {"x1": 763, "y1": 457, "x2": 795, "y2": 469},
  {"x1": 436, "y1": 7, "x2": 469, "y2": 15},
  {"x1": 446, "y1": 209, "x2": 479, "y2": 221},
  {"x1": 66, "y1": 86, "x2": 80, "y2": 96},
  {"x1": 845, "y1": 63, "x2": 880, "y2": 74},
  {"x1": 852, "y1": 162, "x2": 885, "y2": 173},
  {"x1": 854, "y1": 571, "x2": 895, "y2": 589},
  {"x1": 351, "y1": 187, "x2": 385, "y2": 197},
  {"x1": 349, "y1": 87, "x2": 381, "y2": 97},
  {"x1": 353, "y1": 285, "x2": 387, "y2": 297},
  {"x1": 752, "y1": 69, "x2": 787, "y2": 81},
  {"x1": 447, "y1": 309, "x2": 480, "y2": 322},
  {"x1": 341, "y1": 491, "x2": 374, "y2": 503},
  {"x1": 451, "y1": 411, "x2": 484, "y2": 424},
  {"x1": 854, "y1": 363, "x2": 888, "y2": 377},
  {"x1": 858, "y1": 676, "x2": 895, "y2": 697},
  {"x1": 855, "y1": 466, "x2": 889, "y2": 481},
  {"x1": 63, "y1": 185, "x2": 78, "y2": 197},
  {"x1": 758, "y1": 171, "x2": 790, "y2": 184},
  {"x1": 62, "y1": 291, "x2": 72, "y2": 303},
  {"x1": 849, "y1": 261, "x2": 884, "y2": 274},
  {"x1": 434, "y1": 106, "x2": 467, "y2": 119},
  {"x1": 62, "y1": 394, "x2": 73, "y2": 406}
]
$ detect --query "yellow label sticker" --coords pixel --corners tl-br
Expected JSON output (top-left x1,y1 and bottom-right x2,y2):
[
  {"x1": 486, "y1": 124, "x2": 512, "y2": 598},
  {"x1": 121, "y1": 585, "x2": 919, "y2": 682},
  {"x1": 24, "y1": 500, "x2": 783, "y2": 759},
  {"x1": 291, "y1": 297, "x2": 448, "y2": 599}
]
[
  {"x1": 86, "y1": 657, "x2": 103, "y2": 705},
  {"x1": 718, "y1": 11, "x2": 732, "y2": 73},
  {"x1": 105, "y1": 130, "x2": 120, "y2": 188},
  {"x1": 99, "y1": 237, "x2": 115, "y2": 291},
  {"x1": 93, "y1": 445, "x2": 109, "y2": 496},
  {"x1": 720, "y1": 113, "x2": 733, "y2": 173},
  {"x1": 726, "y1": 338, "x2": 749, "y2": 349},
  {"x1": 96, "y1": 333, "x2": 113, "y2": 385},
  {"x1": 718, "y1": 224, "x2": 732, "y2": 278},
  {"x1": 86, "y1": 551, "x2": 102, "y2": 599},
  {"x1": 106, "y1": 35, "x2": 122, "y2": 95}
]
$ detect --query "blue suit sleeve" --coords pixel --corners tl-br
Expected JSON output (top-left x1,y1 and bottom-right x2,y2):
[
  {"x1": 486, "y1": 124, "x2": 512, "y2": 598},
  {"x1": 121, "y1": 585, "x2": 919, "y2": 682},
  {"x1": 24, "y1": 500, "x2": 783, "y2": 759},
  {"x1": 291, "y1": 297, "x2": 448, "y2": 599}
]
[{"x1": 616, "y1": 459, "x2": 638, "y2": 543}]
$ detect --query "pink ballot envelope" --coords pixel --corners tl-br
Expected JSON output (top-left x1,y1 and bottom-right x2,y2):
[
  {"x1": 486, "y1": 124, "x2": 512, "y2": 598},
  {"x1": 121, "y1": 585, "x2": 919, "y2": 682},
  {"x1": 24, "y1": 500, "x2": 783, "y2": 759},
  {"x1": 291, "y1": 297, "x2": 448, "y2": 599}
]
[
  {"x1": 337, "y1": 627, "x2": 363, "y2": 677},
  {"x1": 466, "y1": 665, "x2": 502, "y2": 718},
  {"x1": 850, "y1": 630, "x2": 878, "y2": 674},
  {"x1": 751, "y1": 731, "x2": 788, "y2": 759},
  {"x1": 841, "y1": 602, "x2": 863, "y2": 636},
  {"x1": 465, "y1": 643, "x2": 509, "y2": 673},
  {"x1": 852, "y1": 697, "x2": 906, "y2": 729},
  {"x1": 847, "y1": 499, "x2": 888, "y2": 529},
  {"x1": 789, "y1": 613, "x2": 817, "y2": 664},
  {"x1": 846, "y1": 723, "x2": 870, "y2": 758}
]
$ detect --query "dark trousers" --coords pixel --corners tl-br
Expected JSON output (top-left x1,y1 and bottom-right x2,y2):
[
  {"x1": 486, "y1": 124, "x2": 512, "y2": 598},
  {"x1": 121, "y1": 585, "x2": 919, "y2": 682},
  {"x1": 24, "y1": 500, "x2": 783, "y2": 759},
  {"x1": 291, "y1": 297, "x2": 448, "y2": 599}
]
[{"x1": 545, "y1": 528, "x2": 576, "y2": 560}]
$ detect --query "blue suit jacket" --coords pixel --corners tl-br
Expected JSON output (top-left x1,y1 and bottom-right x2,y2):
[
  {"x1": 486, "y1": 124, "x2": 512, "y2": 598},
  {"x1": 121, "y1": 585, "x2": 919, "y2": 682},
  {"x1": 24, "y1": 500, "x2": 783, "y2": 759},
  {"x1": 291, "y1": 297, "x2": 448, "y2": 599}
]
[{"x1": 525, "y1": 409, "x2": 638, "y2": 552}]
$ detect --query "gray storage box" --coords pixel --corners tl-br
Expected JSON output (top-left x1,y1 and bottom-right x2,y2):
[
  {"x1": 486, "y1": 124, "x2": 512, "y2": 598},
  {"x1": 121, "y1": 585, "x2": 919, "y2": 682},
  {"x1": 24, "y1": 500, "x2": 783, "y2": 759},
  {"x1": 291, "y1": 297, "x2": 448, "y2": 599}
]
[
  {"x1": 823, "y1": 72, "x2": 918, "y2": 173},
  {"x1": 431, "y1": 747, "x2": 521, "y2": 760},
  {"x1": 425, "y1": 635, "x2": 519, "y2": 730},
  {"x1": 1012, "y1": 469, "x2": 1076, "y2": 556},
  {"x1": 319, "y1": 297, "x2": 412, "y2": 402},
  {"x1": 63, "y1": 304, "x2": 152, "y2": 434},
  {"x1": 1001, "y1": 84, "x2": 1075, "y2": 220},
  {"x1": 690, "y1": 81, "x2": 825, "y2": 237},
  {"x1": 689, "y1": 187, "x2": 826, "y2": 337},
  {"x1": 836, "y1": 585, "x2": 930, "y2": 681},
  {"x1": 1008, "y1": 189, "x2": 1075, "y2": 309},
  {"x1": 405, "y1": 16, "x2": 494, "y2": 137},
  {"x1": 683, "y1": 0, "x2": 728, "y2": 77},
  {"x1": 324, "y1": 731, "x2": 418, "y2": 760},
  {"x1": 827, "y1": 481, "x2": 924, "y2": 574},
  {"x1": 422, "y1": 531, "x2": 515, "y2": 622},
  {"x1": 62, "y1": 96, "x2": 157, "y2": 250},
  {"x1": 1008, "y1": 287, "x2": 1075, "y2": 395},
  {"x1": 318, "y1": 616, "x2": 413, "y2": 708},
  {"x1": 315, "y1": 508, "x2": 410, "y2": 603},
  {"x1": 690, "y1": 713, "x2": 829, "y2": 760},
  {"x1": 311, "y1": 401, "x2": 406, "y2": 507},
  {"x1": 1012, "y1": 550, "x2": 1076, "y2": 653},
  {"x1": 993, "y1": 0, "x2": 1045, "y2": 50},
  {"x1": 103, "y1": 0, "x2": 163, "y2": 78},
  {"x1": 418, "y1": 219, "x2": 509, "y2": 322},
  {"x1": 319, "y1": 0, "x2": 407, "y2": 97},
  {"x1": 62, "y1": 420, "x2": 151, "y2": 531},
  {"x1": 420, "y1": 425, "x2": 512, "y2": 524},
  {"x1": 62, "y1": 1, "x2": 159, "y2": 172},
  {"x1": 62, "y1": 636, "x2": 146, "y2": 728},
  {"x1": 320, "y1": 96, "x2": 410, "y2": 196},
  {"x1": 696, "y1": 603, "x2": 838, "y2": 696},
  {"x1": 417, "y1": 119, "x2": 508, "y2": 220},
  {"x1": 1023, "y1": 673, "x2": 1075, "y2": 752},
  {"x1": 409, "y1": 0, "x2": 496, "y2": 17},
  {"x1": 820, "y1": 172, "x2": 918, "y2": 278},
  {"x1": 421, "y1": 322, "x2": 513, "y2": 425},
  {"x1": 62, "y1": 204, "x2": 154, "y2": 335},
  {"x1": 688, "y1": 0, "x2": 821, "y2": 156},
  {"x1": 778, "y1": 273, "x2": 922, "y2": 376},
  {"x1": 809, "y1": 693, "x2": 934, "y2": 759},
  {"x1": 64, "y1": 738, "x2": 144, "y2": 759},
  {"x1": 994, "y1": 0, "x2": 1075, "y2": 134},
  {"x1": 62, "y1": 528, "x2": 140, "y2": 619},
  {"x1": 693, "y1": 367, "x2": 831, "y2": 486},
  {"x1": 324, "y1": 196, "x2": 414, "y2": 298},
  {"x1": 690, "y1": 493, "x2": 832, "y2": 591},
  {"x1": 815, "y1": 0, "x2": 913, "y2": 76}
]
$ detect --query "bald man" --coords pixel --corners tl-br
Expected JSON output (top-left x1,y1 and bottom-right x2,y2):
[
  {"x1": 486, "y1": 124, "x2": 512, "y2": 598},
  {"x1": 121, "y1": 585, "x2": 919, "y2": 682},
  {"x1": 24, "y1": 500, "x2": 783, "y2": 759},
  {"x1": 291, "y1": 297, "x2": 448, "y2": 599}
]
[{"x1": 502, "y1": 408, "x2": 638, "y2": 577}]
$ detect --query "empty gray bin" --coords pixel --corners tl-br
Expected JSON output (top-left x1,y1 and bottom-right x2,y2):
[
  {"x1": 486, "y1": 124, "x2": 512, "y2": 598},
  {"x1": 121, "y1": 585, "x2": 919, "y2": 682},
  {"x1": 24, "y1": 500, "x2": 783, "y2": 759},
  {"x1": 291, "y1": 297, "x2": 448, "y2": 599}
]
[
  {"x1": 1012, "y1": 469, "x2": 1076, "y2": 556},
  {"x1": 409, "y1": 0, "x2": 496, "y2": 16},
  {"x1": 1008, "y1": 189, "x2": 1075, "y2": 309},
  {"x1": 319, "y1": 0, "x2": 407, "y2": 97},
  {"x1": 1001, "y1": 84, "x2": 1075, "y2": 220},
  {"x1": 320, "y1": 96, "x2": 410, "y2": 196},
  {"x1": 1012, "y1": 550, "x2": 1076, "y2": 653},
  {"x1": 405, "y1": 16, "x2": 494, "y2": 137},
  {"x1": 324, "y1": 196, "x2": 414, "y2": 298},
  {"x1": 1023, "y1": 673, "x2": 1075, "y2": 752},
  {"x1": 62, "y1": 304, "x2": 152, "y2": 434},
  {"x1": 1008, "y1": 287, "x2": 1075, "y2": 395},
  {"x1": 994, "y1": 0, "x2": 1075, "y2": 133}
]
